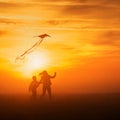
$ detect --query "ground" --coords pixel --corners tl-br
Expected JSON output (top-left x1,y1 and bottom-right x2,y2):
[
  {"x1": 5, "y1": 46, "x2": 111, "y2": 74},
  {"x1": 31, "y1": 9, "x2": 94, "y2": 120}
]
[{"x1": 0, "y1": 93, "x2": 120, "y2": 120}]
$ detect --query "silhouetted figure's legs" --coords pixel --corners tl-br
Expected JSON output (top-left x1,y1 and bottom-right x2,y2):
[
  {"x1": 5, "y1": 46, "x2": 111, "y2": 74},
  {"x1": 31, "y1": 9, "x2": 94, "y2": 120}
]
[
  {"x1": 42, "y1": 86, "x2": 46, "y2": 96},
  {"x1": 47, "y1": 86, "x2": 52, "y2": 99},
  {"x1": 42, "y1": 86, "x2": 52, "y2": 99},
  {"x1": 32, "y1": 90, "x2": 37, "y2": 99}
]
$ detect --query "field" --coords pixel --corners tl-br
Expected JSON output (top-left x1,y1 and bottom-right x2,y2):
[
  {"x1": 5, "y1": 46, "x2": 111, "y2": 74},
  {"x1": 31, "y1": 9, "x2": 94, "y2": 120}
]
[{"x1": 0, "y1": 93, "x2": 120, "y2": 120}]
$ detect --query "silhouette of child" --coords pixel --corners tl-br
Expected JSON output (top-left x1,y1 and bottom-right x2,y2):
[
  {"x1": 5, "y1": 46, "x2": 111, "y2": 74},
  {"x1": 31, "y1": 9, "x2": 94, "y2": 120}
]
[
  {"x1": 39, "y1": 70, "x2": 56, "y2": 99},
  {"x1": 29, "y1": 76, "x2": 40, "y2": 99}
]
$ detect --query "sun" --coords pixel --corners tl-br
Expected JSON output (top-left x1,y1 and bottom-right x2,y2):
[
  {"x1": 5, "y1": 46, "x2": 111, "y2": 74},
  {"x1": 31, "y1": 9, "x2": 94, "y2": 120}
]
[
  {"x1": 27, "y1": 52, "x2": 48, "y2": 70},
  {"x1": 19, "y1": 51, "x2": 51, "y2": 77}
]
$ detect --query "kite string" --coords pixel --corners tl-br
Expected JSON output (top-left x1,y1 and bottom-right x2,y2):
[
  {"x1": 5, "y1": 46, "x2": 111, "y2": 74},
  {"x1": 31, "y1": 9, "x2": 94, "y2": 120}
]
[
  {"x1": 15, "y1": 38, "x2": 43, "y2": 61},
  {"x1": 15, "y1": 34, "x2": 50, "y2": 62}
]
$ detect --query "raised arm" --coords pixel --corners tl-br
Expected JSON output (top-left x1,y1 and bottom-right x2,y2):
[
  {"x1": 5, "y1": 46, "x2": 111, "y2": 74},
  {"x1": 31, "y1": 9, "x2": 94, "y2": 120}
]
[{"x1": 50, "y1": 72, "x2": 56, "y2": 78}]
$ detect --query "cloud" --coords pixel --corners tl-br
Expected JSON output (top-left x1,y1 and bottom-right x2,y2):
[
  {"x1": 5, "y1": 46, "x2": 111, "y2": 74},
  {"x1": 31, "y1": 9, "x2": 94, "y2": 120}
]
[
  {"x1": 45, "y1": 20, "x2": 69, "y2": 26},
  {"x1": 0, "y1": 30, "x2": 8, "y2": 36},
  {"x1": 61, "y1": 0, "x2": 120, "y2": 6},
  {"x1": 59, "y1": 0, "x2": 120, "y2": 19},
  {"x1": 0, "y1": 0, "x2": 119, "y2": 32},
  {"x1": 93, "y1": 31, "x2": 120, "y2": 46},
  {"x1": 44, "y1": 42, "x2": 76, "y2": 51},
  {"x1": 0, "y1": 1, "x2": 27, "y2": 8},
  {"x1": 0, "y1": 18, "x2": 23, "y2": 24},
  {"x1": 0, "y1": 2, "x2": 17, "y2": 7},
  {"x1": 63, "y1": 5, "x2": 119, "y2": 18},
  {"x1": 102, "y1": 0, "x2": 120, "y2": 6},
  {"x1": 1, "y1": 0, "x2": 119, "y2": 22}
]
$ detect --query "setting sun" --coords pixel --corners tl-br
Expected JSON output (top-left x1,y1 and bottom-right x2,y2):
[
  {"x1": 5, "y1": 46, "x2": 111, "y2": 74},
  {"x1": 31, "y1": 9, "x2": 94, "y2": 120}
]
[
  {"x1": 27, "y1": 52, "x2": 49, "y2": 69},
  {"x1": 17, "y1": 51, "x2": 50, "y2": 77}
]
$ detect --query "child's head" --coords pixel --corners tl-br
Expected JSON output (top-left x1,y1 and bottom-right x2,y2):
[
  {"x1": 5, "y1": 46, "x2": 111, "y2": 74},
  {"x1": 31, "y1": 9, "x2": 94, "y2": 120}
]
[
  {"x1": 32, "y1": 76, "x2": 36, "y2": 80},
  {"x1": 39, "y1": 70, "x2": 48, "y2": 76}
]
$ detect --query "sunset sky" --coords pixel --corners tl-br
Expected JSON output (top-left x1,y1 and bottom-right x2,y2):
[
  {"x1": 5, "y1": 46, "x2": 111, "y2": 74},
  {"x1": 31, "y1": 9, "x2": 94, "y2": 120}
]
[{"x1": 0, "y1": 0, "x2": 120, "y2": 94}]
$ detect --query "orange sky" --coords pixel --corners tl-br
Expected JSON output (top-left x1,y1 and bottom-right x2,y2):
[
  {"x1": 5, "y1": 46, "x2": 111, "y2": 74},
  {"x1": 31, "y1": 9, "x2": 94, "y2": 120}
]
[{"x1": 0, "y1": 0, "x2": 120, "y2": 94}]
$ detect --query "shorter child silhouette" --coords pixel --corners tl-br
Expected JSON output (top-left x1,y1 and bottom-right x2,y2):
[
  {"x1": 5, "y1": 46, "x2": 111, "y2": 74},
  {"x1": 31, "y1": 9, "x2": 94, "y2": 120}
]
[{"x1": 29, "y1": 76, "x2": 40, "y2": 99}]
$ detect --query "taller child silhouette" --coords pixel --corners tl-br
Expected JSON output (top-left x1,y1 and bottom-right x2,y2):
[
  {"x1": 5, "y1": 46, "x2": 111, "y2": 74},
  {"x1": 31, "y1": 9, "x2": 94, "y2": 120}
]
[{"x1": 39, "y1": 70, "x2": 56, "y2": 99}]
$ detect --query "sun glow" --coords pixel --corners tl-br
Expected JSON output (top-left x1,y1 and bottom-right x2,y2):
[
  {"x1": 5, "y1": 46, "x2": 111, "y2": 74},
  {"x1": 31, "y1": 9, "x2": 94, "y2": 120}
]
[
  {"x1": 18, "y1": 51, "x2": 50, "y2": 77},
  {"x1": 27, "y1": 52, "x2": 48, "y2": 69}
]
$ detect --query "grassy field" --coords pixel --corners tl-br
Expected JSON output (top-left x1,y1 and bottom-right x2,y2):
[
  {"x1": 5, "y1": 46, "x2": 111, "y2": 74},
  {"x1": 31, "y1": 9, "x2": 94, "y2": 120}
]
[{"x1": 0, "y1": 93, "x2": 120, "y2": 120}]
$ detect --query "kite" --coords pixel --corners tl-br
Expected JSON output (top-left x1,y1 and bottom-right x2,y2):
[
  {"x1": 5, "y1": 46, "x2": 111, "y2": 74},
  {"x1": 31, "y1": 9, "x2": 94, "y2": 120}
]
[{"x1": 15, "y1": 34, "x2": 50, "y2": 62}]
